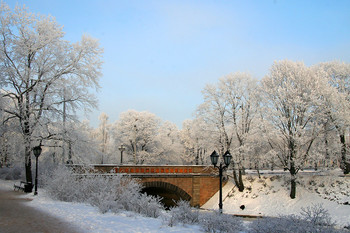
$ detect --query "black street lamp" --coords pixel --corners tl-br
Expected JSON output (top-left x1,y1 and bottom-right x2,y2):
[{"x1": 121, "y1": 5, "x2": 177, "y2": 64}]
[
  {"x1": 118, "y1": 144, "x2": 125, "y2": 164},
  {"x1": 210, "y1": 150, "x2": 232, "y2": 213},
  {"x1": 33, "y1": 145, "x2": 42, "y2": 195}
]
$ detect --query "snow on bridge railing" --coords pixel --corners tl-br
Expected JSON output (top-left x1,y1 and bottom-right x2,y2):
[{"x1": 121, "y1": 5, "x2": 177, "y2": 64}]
[
  {"x1": 91, "y1": 165, "x2": 214, "y2": 174},
  {"x1": 115, "y1": 166, "x2": 193, "y2": 174}
]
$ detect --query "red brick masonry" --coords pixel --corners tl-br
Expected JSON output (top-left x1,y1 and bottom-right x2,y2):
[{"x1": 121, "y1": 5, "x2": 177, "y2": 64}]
[{"x1": 92, "y1": 165, "x2": 223, "y2": 207}]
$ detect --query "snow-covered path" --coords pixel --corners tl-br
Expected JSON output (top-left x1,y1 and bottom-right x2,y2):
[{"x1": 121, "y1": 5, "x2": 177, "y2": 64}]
[
  {"x1": 0, "y1": 187, "x2": 83, "y2": 233},
  {"x1": 0, "y1": 180, "x2": 202, "y2": 233}
]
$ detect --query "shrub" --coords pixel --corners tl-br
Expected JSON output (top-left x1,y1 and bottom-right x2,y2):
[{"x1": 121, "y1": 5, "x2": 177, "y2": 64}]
[
  {"x1": 165, "y1": 201, "x2": 243, "y2": 232},
  {"x1": 249, "y1": 204, "x2": 342, "y2": 233},
  {"x1": 199, "y1": 211, "x2": 243, "y2": 233},
  {"x1": 44, "y1": 165, "x2": 84, "y2": 202},
  {"x1": 0, "y1": 165, "x2": 23, "y2": 180},
  {"x1": 130, "y1": 193, "x2": 164, "y2": 218},
  {"x1": 249, "y1": 215, "x2": 314, "y2": 233},
  {"x1": 166, "y1": 200, "x2": 199, "y2": 227},
  {"x1": 44, "y1": 165, "x2": 164, "y2": 217},
  {"x1": 248, "y1": 215, "x2": 343, "y2": 233},
  {"x1": 300, "y1": 203, "x2": 334, "y2": 227}
]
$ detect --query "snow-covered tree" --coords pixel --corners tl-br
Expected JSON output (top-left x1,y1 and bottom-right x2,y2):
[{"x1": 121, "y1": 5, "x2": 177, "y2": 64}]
[
  {"x1": 197, "y1": 72, "x2": 259, "y2": 191},
  {"x1": 113, "y1": 110, "x2": 161, "y2": 164},
  {"x1": 198, "y1": 83, "x2": 232, "y2": 153},
  {"x1": 180, "y1": 118, "x2": 213, "y2": 165},
  {"x1": 260, "y1": 60, "x2": 330, "y2": 198},
  {"x1": 72, "y1": 120, "x2": 102, "y2": 164},
  {"x1": 154, "y1": 121, "x2": 183, "y2": 164},
  {"x1": 318, "y1": 61, "x2": 350, "y2": 174},
  {"x1": 220, "y1": 72, "x2": 259, "y2": 191},
  {"x1": 0, "y1": 3, "x2": 103, "y2": 184},
  {"x1": 0, "y1": 92, "x2": 23, "y2": 166},
  {"x1": 47, "y1": 120, "x2": 101, "y2": 164},
  {"x1": 94, "y1": 113, "x2": 110, "y2": 164}
]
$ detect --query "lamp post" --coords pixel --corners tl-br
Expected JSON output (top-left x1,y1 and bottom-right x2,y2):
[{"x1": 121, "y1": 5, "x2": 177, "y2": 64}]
[
  {"x1": 33, "y1": 146, "x2": 42, "y2": 195},
  {"x1": 118, "y1": 144, "x2": 125, "y2": 164},
  {"x1": 210, "y1": 150, "x2": 232, "y2": 213}
]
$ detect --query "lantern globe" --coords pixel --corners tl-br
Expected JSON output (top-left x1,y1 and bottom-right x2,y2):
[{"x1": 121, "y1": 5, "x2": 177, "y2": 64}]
[
  {"x1": 223, "y1": 150, "x2": 232, "y2": 166},
  {"x1": 118, "y1": 144, "x2": 126, "y2": 151},
  {"x1": 33, "y1": 146, "x2": 42, "y2": 158},
  {"x1": 210, "y1": 150, "x2": 219, "y2": 166}
]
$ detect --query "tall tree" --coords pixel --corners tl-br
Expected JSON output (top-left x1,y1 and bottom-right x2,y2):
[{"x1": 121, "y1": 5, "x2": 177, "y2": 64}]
[
  {"x1": 318, "y1": 61, "x2": 350, "y2": 174},
  {"x1": 220, "y1": 72, "x2": 259, "y2": 191},
  {"x1": 114, "y1": 110, "x2": 161, "y2": 164},
  {"x1": 180, "y1": 118, "x2": 213, "y2": 165},
  {"x1": 0, "y1": 3, "x2": 103, "y2": 185},
  {"x1": 97, "y1": 112, "x2": 110, "y2": 164},
  {"x1": 198, "y1": 83, "x2": 232, "y2": 154},
  {"x1": 197, "y1": 72, "x2": 259, "y2": 191},
  {"x1": 155, "y1": 121, "x2": 183, "y2": 165},
  {"x1": 260, "y1": 60, "x2": 329, "y2": 198}
]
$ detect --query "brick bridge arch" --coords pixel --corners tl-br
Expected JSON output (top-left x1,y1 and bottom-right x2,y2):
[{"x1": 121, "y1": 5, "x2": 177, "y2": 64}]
[
  {"x1": 142, "y1": 181, "x2": 191, "y2": 201},
  {"x1": 142, "y1": 181, "x2": 191, "y2": 208},
  {"x1": 90, "y1": 165, "x2": 224, "y2": 207}
]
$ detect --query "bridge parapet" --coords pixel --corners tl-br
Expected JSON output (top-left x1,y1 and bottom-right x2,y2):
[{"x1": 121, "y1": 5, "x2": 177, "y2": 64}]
[{"x1": 92, "y1": 165, "x2": 215, "y2": 175}]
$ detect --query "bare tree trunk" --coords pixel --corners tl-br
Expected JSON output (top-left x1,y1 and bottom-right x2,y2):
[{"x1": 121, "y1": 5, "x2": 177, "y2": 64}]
[
  {"x1": 238, "y1": 168, "x2": 244, "y2": 191},
  {"x1": 232, "y1": 162, "x2": 244, "y2": 192},
  {"x1": 24, "y1": 134, "x2": 33, "y2": 186},
  {"x1": 324, "y1": 123, "x2": 330, "y2": 167},
  {"x1": 255, "y1": 163, "x2": 261, "y2": 178},
  {"x1": 290, "y1": 163, "x2": 297, "y2": 199},
  {"x1": 290, "y1": 176, "x2": 296, "y2": 199},
  {"x1": 23, "y1": 81, "x2": 33, "y2": 187},
  {"x1": 340, "y1": 134, "x2": 350, "y2": 174},
  {"x1": 232, "y1": 169, "x2": 240, "y2": 190}
]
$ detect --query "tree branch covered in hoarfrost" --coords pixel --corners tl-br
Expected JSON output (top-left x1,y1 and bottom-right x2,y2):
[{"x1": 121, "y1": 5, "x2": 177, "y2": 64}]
[{"x1": 0, "y1": 2, "x2": 103, "y2": 183}]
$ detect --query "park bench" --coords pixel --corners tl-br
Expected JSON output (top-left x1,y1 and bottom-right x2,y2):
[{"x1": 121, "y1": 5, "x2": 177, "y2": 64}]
[{"x1": 14, "y1": 181, "x2": 33, "y2": 193}]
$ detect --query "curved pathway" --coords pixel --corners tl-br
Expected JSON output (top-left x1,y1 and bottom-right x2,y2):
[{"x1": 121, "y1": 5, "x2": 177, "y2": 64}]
[{"x1": 0, "y1": 188, "x2": 83, "y2": 233}]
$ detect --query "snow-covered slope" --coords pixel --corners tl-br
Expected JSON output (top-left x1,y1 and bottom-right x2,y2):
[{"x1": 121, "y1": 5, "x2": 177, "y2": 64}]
[{"x1": 202, "y1": 169, "x2": 350, "y2": 227}]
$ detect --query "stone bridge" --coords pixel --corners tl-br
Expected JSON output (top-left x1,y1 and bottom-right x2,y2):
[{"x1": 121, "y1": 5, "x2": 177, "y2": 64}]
[{"x1": 91, "y1": 165, "x2": 222, "y2": 207}]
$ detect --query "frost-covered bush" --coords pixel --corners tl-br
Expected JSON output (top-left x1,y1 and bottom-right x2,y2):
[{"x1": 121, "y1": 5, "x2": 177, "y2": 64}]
[
  {"x1": 44, "y1": 166, "x2": 84, "y2": 202},
  {"x1": 165, "y1": 202, "x2": 243, "y2": 232},
  {"x1": 199, "y1": 211, "x2": 243, "y2": 233},
  {"x1": 166, "y1": 200, "x2": 199, "y2": 227},
  {"x1": 249, "y1": 204, "x2": 342, "y2": 233},
  {"x1": 130, "y1": 193, "x2": 163, "y2": 218},
  {"x1": 248, "y1": 215, "x2": 343, "y2": 233},
  {"x1": 300, "y1": 203, "x2": 334, "y2": 227},
  {"x1": 249, "y1": 215, "x2": 310, "y2": 233},
  {"x1": 44, "y1": 165, "x2": 164, "y2": 217},
  {"x1": 38, "y1": 160, "x2": 60, "y2": 188},
  {"x1": 0, "y1": 165, "x2": 23, "y2": 180}
]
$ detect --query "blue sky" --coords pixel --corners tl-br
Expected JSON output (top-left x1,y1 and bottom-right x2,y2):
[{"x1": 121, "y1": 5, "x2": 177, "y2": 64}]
[{"x1": 6, "y1": 0, "x2": 350, "y2": 128}]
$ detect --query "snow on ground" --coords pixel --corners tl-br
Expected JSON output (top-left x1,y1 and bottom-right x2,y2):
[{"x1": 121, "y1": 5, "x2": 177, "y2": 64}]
[
  {"x1": 0, "y1": 180, "x2": 202, "y2": 233},
  {"x1": 1, "y1": 169, "x2": 350, "y2": 231},
  {"x1": 26, "y1": 195, "x2": 202, "y2": 233},
  {"x1": 203, "y1": 169, "x2": 350, "y2": 227}
]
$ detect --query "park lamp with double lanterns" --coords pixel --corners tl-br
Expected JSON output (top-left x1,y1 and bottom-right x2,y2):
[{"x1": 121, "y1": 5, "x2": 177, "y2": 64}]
[
  {"x1": 33, "y1": 145, "x2": 42, "y2": 195},
  {"x1": 210, "y1": 150, "x2": 232, "y2": 213}
]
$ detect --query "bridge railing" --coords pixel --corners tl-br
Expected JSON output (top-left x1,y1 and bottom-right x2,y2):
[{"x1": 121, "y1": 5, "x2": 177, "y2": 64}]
[{"x1": 91, "y1": 165, "x2": 215, "y2": 175}]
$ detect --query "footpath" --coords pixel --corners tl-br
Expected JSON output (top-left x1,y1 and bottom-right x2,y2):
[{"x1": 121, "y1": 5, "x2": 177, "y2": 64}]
[{"x1": 0, "y1": 187, "x2": 83, "y2": 233}]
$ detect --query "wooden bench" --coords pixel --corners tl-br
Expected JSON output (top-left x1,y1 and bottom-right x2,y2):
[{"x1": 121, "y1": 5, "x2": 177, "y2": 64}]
[{"x1": 14, "y1": 181, "x2": 32, "y2": 193}]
